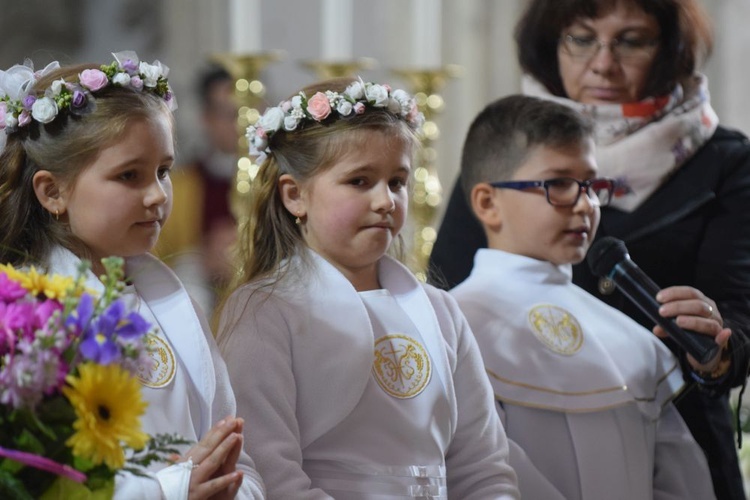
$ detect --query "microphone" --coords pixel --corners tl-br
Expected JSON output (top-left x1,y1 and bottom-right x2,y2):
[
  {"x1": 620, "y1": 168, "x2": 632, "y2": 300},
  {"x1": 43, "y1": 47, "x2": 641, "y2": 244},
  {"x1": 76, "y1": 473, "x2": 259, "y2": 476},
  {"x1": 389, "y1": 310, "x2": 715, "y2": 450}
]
[{"x1": 587, "y1": 236, "x2": 719, "y2": 365}]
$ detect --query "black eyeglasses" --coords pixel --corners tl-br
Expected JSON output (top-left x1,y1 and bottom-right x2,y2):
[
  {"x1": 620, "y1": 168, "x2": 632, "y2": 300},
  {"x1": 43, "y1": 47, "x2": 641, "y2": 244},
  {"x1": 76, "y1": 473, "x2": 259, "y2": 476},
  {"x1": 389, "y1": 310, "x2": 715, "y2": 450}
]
[{"x1": 490, "y1": 177, "x2": 615, "y2": 207}]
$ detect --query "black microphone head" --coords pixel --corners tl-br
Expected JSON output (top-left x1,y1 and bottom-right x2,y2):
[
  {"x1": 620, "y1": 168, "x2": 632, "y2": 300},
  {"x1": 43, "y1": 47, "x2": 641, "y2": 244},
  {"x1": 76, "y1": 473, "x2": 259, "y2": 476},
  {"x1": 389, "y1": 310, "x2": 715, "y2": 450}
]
[{"x1": 587, "y1": 236, "x2": 629, "y2": 278}]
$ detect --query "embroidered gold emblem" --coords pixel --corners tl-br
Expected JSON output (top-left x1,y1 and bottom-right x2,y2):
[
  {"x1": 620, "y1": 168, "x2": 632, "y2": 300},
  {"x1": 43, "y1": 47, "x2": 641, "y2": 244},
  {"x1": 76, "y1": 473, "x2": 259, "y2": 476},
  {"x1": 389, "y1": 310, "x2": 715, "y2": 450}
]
[
  {"x1": 137, "y1": 333, "x2": 176, "y2": 388},
  {"x1": 372, "y1": 334, "x2": 431, "y2": 399},
  {"x1": 527, "y1": 305, "x2": 584, "y2": 355}
]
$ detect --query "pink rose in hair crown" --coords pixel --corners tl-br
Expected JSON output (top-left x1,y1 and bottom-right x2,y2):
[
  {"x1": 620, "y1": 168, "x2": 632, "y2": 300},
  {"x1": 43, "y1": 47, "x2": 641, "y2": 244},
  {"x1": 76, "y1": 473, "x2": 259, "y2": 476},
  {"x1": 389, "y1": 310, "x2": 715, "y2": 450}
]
[
  {"x1": 307, "y1": 92, "x2": 332, "y2": 121},
  {"x1": 78, "y1": 69, "x2": 109, "y2": 91}
]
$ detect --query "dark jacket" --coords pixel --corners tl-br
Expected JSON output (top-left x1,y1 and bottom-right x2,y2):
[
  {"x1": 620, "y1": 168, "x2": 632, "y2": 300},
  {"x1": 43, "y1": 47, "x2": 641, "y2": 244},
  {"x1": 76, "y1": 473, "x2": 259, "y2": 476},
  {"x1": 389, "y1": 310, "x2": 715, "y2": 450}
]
[{"x1": 430, "y1": 126, "x2": 750, "y2": 500}]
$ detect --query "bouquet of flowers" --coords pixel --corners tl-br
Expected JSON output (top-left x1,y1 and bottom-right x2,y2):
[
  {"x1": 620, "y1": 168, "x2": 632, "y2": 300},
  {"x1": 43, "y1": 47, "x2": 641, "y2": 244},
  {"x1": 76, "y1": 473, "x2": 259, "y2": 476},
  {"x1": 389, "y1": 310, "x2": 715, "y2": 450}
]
[{"x1": 0, "y1": 257, "x2": 184, "y2": 499}]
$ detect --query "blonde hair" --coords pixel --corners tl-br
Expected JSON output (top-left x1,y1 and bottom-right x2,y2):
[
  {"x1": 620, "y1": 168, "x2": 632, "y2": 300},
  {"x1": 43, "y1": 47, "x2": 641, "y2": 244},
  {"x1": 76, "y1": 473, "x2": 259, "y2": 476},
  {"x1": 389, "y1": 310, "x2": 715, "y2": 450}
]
[
  {"x1": 0, "y1": 63, "x2": 174, "y2": 266},
  {"x1": 225, "y1": 77, "x2": 420, "y2": 299}
]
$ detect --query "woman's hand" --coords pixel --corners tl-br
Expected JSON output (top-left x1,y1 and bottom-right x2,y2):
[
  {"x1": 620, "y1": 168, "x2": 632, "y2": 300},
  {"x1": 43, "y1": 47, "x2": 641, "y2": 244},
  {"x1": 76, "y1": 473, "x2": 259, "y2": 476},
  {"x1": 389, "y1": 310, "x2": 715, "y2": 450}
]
[
  {"x1": 178, "y1": 416, "x2": 245, "y2": 500},
  {"x1": 655, "y1": 286, "x2": 732, "y2": 375}
]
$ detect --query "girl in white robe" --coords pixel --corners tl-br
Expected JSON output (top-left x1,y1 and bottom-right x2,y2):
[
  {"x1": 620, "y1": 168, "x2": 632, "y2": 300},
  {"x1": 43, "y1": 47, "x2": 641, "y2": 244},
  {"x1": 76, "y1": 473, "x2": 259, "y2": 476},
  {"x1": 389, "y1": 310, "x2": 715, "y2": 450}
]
[
  {"x1": 0, "y1": 53, "x2": 265, "y2": 499},
  {"x1": 217, "y1": 77, "x2": 519, "y2": 499}
]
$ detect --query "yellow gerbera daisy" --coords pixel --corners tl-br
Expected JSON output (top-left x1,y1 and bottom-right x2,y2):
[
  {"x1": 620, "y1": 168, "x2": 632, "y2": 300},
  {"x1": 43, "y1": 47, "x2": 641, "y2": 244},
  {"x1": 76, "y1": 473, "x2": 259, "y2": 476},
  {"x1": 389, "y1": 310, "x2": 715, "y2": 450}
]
[
  {"x1": 63, "y1": 362, "x2": 149, "y2": 470},
  {"x1": 0, "y1": 264, "x2": 78, "y2": 300}
]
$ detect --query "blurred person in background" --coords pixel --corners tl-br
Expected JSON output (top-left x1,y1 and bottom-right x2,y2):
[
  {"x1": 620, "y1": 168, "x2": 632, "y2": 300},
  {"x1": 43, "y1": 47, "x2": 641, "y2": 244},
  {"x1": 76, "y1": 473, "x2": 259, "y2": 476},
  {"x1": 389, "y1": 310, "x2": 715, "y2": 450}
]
[{"x1": 157, "y1": 64, "x2": 239, "y2": 318}]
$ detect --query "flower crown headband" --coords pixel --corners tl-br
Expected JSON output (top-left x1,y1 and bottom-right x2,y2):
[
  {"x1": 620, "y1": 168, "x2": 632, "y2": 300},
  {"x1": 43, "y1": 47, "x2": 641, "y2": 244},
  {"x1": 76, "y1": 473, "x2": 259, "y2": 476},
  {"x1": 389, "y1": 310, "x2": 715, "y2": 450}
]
[
  {"x1": 0, "y1": 50, "x2": 175, "y2": 150},
  {"x1": 247, "y1": 78, "x2": 424, "y2": 162}
]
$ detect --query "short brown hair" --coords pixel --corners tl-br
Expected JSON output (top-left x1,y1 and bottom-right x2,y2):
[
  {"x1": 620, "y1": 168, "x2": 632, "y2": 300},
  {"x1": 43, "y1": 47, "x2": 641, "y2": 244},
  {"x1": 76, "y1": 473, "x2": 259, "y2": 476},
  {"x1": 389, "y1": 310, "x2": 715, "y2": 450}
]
[
  {"x1": 515, "y1": 0, "x2": 713, "y2": 98},
  {"x1": 460, "y1": 95, "x2": 594, "y2": 200}
]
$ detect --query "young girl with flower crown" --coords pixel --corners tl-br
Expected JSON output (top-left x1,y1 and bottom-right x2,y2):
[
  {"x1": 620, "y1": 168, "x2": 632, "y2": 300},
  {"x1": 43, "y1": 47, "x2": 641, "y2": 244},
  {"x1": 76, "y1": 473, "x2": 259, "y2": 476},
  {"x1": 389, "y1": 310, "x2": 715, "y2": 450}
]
[
  {"x1": 216, "y1": 77, "x2": 519, "y2": 499},
  {"x1": 0, "y1": 51, "x2": 265, "y2": 499}
]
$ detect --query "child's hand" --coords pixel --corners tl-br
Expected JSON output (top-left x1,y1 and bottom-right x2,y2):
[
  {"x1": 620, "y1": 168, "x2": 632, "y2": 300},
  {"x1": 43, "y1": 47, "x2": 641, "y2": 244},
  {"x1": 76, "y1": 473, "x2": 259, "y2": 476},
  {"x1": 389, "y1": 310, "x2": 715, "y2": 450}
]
[
  {"x1": 655, "y1": 285, "x2": 732, "y2": 374},
  {"x1": 180, "y1": 417, "x2": 245, "y2": 500}
]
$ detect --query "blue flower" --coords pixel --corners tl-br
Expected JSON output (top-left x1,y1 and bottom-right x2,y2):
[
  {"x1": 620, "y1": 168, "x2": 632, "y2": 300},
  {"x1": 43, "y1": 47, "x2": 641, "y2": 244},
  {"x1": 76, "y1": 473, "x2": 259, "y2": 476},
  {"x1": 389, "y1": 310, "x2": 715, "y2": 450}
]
[
  {"x1": 66, "y1": 293, "x2": 94, "y2": 334},
  {"x1": 76, "y1": 299, "x2": 149, "y2": 365}
]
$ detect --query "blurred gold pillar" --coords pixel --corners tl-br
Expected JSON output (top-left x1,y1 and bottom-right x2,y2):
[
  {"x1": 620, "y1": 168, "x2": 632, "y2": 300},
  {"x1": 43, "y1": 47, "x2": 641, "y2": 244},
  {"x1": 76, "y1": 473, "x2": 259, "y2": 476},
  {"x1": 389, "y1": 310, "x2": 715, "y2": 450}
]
[
  {"x1": 302, "y1": 57, "x2": 377, "y2": 79},
  {"x1": 212, "y1": 52, "x2": 283, "y2": 227},
  {"x1": 392, "y1": 65, "x2": 461, "y2": 281}
]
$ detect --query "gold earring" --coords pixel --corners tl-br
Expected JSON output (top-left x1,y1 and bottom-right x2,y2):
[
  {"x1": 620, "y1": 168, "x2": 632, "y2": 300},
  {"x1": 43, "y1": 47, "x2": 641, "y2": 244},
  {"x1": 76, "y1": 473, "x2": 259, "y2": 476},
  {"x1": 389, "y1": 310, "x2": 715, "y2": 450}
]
[{"x1": 55, "y1": 209, "x2": 59, "y2": 221}]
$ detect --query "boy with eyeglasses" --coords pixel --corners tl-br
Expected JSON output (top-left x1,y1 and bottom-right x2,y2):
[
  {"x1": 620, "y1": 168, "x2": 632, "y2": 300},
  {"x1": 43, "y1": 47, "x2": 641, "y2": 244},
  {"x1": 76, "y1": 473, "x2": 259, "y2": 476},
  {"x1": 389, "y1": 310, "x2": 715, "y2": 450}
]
[{"x1": 450, "y1": 95, "x2": 714, "y2": 499}]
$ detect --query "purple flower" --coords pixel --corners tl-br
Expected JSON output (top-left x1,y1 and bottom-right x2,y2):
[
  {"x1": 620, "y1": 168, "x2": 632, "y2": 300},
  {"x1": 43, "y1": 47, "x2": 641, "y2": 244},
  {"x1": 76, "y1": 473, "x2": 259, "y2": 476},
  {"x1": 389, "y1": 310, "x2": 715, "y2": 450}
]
[
  {"x1": 71, "y1": 90, "x2": 86, "y2": 108},
  {"x1": 0, "y1": 446, "x2": 86, "y2": 483},
  {"x1": 121, "y1": 58, "x2": 138, "y2": 74},
  {"x1": 65, "y1": 293, "x2": 94, "y2": 334},
  {"x1": 34, "y1": 299, "x2": 63, "y2": 329},
  {"x1": 2, "y1": 302, "x2": 36, "y2": 342},
  {"x1": 0, "y1": 304, "x2": 14, "y2": 355},
  {"x1": 0, "y1": 337, "x2": 64, "y2": 409},
  {"x1": 130, "y1": 76, "x2": 144, "y2": 91},
  {"x1": 22, "y1": 95, "x2": 37, "y2": 110},
  {"x1": 78, "y1": 299, "x2": 150, "y2": 365},
  {"x1": 79, "y1": 329, "x2": 120, "y2": 365},
  {"x1": 17, "y1": 110, "x2": 31, "y2": 127},
  {"x1": 0, "y1": 273, "x2": 27, "y2": 302}
]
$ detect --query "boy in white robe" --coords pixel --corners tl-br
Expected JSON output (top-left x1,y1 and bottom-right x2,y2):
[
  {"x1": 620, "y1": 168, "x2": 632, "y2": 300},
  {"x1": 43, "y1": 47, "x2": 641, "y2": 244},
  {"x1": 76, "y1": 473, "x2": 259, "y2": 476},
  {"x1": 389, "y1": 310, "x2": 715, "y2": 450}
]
[{"x1": 450, "y1": 95, "x2": 715, "y2": 499}]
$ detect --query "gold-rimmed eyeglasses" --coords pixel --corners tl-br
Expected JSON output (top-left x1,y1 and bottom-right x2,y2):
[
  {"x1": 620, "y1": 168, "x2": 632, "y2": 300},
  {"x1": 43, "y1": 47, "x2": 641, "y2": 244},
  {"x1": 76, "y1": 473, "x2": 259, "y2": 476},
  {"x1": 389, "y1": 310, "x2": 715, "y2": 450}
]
[{"x1": 560, "y1": 34, "x2": 659, "y2": 62}]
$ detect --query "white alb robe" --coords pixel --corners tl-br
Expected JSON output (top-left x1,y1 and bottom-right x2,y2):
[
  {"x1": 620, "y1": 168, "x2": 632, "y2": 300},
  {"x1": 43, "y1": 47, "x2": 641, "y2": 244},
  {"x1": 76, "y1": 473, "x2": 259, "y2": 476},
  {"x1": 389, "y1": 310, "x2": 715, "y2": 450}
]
[
  {"x1": 219, "y1": 249, "x2": 519, "y2": 499},
  {"x1": 451, "y1": 249, "x2": 715, "y2": 500}
]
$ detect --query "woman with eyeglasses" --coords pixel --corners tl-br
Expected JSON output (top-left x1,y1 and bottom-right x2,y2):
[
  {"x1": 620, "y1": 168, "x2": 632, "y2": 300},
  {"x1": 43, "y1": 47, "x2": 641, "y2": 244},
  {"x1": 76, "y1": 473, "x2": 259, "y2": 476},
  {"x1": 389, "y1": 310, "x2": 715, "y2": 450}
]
[{"x1": 431, "y1": 1, "x2": 750, "y2": 498}]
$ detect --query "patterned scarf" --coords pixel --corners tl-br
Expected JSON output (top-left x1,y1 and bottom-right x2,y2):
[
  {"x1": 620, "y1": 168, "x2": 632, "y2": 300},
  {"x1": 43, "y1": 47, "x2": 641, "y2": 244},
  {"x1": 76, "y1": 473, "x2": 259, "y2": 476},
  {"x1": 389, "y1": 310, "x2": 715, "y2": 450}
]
[{"x1": 522, "y1": 74, "x2": 719, "y2": 211}]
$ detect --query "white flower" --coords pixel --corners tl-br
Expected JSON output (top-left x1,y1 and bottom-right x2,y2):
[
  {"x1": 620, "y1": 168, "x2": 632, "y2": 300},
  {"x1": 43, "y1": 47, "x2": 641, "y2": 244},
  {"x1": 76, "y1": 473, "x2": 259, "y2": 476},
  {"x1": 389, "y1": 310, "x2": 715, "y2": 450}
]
[
  {"x1": 31, "y1": 97, "x2": 58, "y2": 123},
  {"x1": 337, "y1": 100, "x2": 353, "y2": 116},
  {"x1": 245, "y1": 125, "x2": 257, "y2": 142},
  {"x1": 4, "y1": 113, "x2": 17, "y2": 129},
  {"x1": 284, "y1": 115, "x2": 301, "y2": 131},
  {"x1": 365, "y1": 84, "x2": 389, "y2": 107},
  {"x1": 344, "y1": 80, "x2": 365, "y2": 100},
  {"x1": 0, "y1": 63, "x2": 35, "y2": 101},
  {"x1": 251, "y1": 135, "x2": 268, "y2": 153},
  {"x1": 391, "y1": 89, "x2": 412, "y2": 113},
  {"x1": 113, "y1": 51, "x2": 140, "y2": 73},
  {"x1": 138, "y1": 62, "x2": 163, "y2": 87},
  {"x1": 291, "y1": 95, "x2": 303, "y2": 109},
  {"x1": 50, "y1": 79, "x2": 66, "y2": 97},
  {"x1": 386, "y1": 98, "x2": 401, "y2": 115},
  {"x1": 112, "y1": 72, "x2": 132, "y2": 86},
  {"x1": 258, "y1": 107, "x2": 285, "y2": 133}
]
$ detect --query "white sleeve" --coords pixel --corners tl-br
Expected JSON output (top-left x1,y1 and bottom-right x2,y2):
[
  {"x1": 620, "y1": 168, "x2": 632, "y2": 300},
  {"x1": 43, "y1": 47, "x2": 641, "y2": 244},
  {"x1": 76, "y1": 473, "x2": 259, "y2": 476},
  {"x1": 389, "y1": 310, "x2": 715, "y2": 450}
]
[
  {"x1": 219, "y1": 290, "x2": 333, "y2": 499},
  {"x1": 113, "y1": 471, "x2": 165, "y2": 499},
  {"x1": 653, "y1": 402, "x2": 716, "y2": 500},
  {"x1": 437, "y1": 291, "x2": 520, "y2": 499}
]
